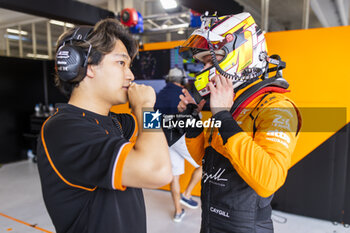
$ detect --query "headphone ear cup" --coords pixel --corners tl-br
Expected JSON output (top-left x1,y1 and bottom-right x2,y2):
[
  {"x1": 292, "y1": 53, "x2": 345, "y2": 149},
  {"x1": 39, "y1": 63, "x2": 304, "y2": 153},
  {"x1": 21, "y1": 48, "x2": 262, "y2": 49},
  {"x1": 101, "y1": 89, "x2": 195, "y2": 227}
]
[
  {"x1": 181, "y1": 69, "x2": 188, "y2": 86},
  {"x1": 56, "y1": 45, "x2": 87, "y2": 82},
  {"x1": 181, "y1": 77, "x2": 188, "y2": 86}
]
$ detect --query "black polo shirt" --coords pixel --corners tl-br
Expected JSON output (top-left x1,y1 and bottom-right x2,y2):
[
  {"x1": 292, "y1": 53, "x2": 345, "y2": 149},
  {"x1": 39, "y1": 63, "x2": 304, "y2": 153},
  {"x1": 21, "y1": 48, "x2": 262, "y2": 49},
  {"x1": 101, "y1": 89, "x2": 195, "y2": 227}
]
[{"x1": 37, "y1": 103, "x2": 146, "y2": 233}]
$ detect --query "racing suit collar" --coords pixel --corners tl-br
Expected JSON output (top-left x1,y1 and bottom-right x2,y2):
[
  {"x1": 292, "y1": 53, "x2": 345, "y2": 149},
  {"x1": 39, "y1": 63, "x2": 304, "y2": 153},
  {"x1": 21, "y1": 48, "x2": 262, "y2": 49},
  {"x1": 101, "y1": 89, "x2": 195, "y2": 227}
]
[{"x1": 234, "y1": 78, "x2": 263, "y2": 101}]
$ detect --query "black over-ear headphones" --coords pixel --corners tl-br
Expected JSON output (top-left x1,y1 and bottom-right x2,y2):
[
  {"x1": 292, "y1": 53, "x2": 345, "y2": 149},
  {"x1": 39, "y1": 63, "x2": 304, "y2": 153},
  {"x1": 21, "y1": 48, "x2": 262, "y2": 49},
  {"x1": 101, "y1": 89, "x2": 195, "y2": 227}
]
[
  {"x1": 56, "y1": 26, "x2": 94, "y2": 82},
  {"x1": 181, "y1": 69, "x2": 188, "y2": 86}
]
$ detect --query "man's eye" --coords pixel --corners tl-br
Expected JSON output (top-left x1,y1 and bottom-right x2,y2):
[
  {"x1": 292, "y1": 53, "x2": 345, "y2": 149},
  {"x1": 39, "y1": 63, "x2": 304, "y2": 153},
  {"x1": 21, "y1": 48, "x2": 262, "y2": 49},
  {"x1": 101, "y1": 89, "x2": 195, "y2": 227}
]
[{"x1": 118, "y1": 61, "x2": 125, "y2": 66}]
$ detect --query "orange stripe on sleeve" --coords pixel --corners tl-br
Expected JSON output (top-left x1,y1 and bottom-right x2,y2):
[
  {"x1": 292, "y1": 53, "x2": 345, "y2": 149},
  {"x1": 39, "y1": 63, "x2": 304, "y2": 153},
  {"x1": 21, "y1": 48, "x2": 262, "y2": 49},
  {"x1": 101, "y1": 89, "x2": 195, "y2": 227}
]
[
  {"x1": 41, "y1": 113, "x2": 97, "y2": 192},
  {"x1": 129, "y1": 113, "x2": 138, "y2": 143},
  {"x1": 112, "y1": 142, "x2": 134, "y2": 190}
]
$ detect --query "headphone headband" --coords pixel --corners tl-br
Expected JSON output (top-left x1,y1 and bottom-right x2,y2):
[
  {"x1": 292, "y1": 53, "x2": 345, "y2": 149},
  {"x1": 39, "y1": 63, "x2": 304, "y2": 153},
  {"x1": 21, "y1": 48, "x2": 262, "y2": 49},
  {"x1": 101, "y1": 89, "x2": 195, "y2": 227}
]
[{"x1": 71, "y1": 26, "x2": 93, "y2": 41}]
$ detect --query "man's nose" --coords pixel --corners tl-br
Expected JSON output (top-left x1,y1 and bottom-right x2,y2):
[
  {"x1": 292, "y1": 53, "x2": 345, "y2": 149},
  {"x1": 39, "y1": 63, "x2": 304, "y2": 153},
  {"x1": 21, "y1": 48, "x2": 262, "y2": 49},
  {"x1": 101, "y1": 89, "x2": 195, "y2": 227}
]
[{"x1": 126, "y1": 68, "x2": 135, "y2": 81}]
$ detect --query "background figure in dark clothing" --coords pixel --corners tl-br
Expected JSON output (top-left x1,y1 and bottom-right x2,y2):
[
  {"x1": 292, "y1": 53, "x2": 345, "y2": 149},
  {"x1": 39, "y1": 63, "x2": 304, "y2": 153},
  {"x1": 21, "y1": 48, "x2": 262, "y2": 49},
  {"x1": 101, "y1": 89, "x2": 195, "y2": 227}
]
[{"x1": 155, "y1": 67, "x2": 202, "y2": 222}]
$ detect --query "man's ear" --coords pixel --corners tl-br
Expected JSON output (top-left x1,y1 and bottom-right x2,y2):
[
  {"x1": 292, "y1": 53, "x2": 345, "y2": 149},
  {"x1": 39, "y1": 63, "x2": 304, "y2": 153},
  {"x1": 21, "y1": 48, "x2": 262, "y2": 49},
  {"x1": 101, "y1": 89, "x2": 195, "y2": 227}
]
[{"x1": 86, "y1": 64, "x2": 95, "y2": 79}]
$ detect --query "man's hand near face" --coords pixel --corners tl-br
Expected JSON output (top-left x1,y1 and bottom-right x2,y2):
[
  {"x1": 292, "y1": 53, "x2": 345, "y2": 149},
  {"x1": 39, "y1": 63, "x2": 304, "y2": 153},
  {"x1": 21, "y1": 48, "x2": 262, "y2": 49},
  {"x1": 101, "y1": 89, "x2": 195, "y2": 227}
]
[
  {"x1": 128, "y1": 82, "x2": 156, "y2": 111},
  {"x1": 178, "y1": 89, "x2": 206, "y2": 113},
  {"x1": 207, "y1": 75, "x2": 234, "y2": 116}
]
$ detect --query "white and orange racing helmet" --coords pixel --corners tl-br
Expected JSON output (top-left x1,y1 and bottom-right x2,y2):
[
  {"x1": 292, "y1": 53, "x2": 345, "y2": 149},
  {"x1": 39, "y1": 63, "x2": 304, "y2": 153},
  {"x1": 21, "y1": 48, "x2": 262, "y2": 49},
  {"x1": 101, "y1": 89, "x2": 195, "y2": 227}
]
[{"x1": 179, "y1": 12, "x2": 269, "y2": 98}]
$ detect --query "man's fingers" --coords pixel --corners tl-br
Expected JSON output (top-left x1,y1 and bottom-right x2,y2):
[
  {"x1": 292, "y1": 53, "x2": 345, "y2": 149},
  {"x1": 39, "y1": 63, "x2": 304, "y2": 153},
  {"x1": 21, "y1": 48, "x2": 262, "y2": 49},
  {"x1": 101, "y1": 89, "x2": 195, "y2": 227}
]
[
  {"x1": 179, "y1": 94, "x2": 189, "y2": 104},
  {"x1": 221, "y1": 75, "x2": 229, "y2": 86},
  {"x1": 214, "y1": 75, "x2": 222, "y2": 89},
  {"x1": 227, "y1": 77, "x2": 233, "y2": 88},
  {"x1": 178, "y1": 102, "x2": 186, "y2": 112},
  {"x1": 217, "y1": 75, "x2": 233, "y2": 91},
  {"x1": 221, "y1": 75, "x2": 227, "y2": 85},
  {"x1": 207, "y1": 82, "x2": 216, "y2": 93},
  {"x1": 224, "y1": 75, "x2": 233, "y2": 88},
  {"x1": 182, "y1": 88, "x2": 191, "y2": 98},
  {"x1": 181, "y1": 88, "x2": 196, "y2": 104},
  {"x1": 198, "y1": 99, "x2": 206, "y2": 110}
]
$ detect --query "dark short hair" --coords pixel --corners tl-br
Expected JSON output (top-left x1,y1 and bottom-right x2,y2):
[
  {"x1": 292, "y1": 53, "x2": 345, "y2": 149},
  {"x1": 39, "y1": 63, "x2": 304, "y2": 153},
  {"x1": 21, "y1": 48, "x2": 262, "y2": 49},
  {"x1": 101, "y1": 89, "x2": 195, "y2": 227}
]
[{"x1": 54, "y1": 18, "x2": 138, "y2": 97}]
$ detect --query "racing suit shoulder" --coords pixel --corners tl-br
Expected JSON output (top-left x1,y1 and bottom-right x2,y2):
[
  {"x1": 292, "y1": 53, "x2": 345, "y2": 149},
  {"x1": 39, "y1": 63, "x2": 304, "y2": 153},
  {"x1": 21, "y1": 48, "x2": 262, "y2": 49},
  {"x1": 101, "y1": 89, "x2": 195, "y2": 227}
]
[{"x1": 222, "y1": 92, "x2": 301, "y2": 197}]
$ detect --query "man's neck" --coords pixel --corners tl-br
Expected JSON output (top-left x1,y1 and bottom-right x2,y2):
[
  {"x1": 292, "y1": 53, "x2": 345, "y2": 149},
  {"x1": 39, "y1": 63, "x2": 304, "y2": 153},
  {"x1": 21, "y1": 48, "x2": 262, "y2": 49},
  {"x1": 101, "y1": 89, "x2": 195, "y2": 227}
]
[{"x1": 68, "y1": 91, "x2": 111, "y2": 116}]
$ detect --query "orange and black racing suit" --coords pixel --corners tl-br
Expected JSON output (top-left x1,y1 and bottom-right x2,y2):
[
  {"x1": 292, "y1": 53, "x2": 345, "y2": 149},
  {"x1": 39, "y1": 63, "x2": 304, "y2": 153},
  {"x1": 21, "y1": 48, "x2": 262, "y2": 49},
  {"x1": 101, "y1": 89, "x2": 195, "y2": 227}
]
[{"x1": 186, "y1": 78, "x2": 301, "y2": 233}]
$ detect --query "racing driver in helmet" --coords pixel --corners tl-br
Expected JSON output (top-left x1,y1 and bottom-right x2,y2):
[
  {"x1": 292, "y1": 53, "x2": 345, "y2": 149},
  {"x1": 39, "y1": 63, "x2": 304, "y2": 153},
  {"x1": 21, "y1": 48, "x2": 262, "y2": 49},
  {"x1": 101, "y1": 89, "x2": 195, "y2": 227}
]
[{"x1": 177, "y1": 12, "x2": 302, "y2": 233}]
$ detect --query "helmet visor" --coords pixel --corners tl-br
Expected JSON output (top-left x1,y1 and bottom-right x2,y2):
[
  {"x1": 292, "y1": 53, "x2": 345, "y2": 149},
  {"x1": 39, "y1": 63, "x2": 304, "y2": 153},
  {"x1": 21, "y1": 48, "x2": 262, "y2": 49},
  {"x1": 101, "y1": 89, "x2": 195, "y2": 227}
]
[
  {"x1": 179, "y1": 29, "x2": 225, "y2": 60},
  {"x1": 179, "y1": 34, "x2": 208, "y2": 60}
]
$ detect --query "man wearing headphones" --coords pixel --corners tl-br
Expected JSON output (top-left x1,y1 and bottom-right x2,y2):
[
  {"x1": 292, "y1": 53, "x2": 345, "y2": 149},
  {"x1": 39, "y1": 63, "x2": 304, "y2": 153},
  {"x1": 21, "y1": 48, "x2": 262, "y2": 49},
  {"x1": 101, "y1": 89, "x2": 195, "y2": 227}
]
[
  {"x1": 155, "y1": 67, "x2": 202, "y2": 222},
  {"x1": 36, "y1": 18, "x2": 172, "y2": 233}
]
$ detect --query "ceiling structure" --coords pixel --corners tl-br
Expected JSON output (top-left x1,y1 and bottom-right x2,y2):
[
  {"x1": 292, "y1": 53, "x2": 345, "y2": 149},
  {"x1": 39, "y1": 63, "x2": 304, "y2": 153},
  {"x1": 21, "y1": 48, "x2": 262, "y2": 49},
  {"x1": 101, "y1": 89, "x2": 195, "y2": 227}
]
[{"x1": 0, "y1": 0, "x2": 349, "y2": 59}]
